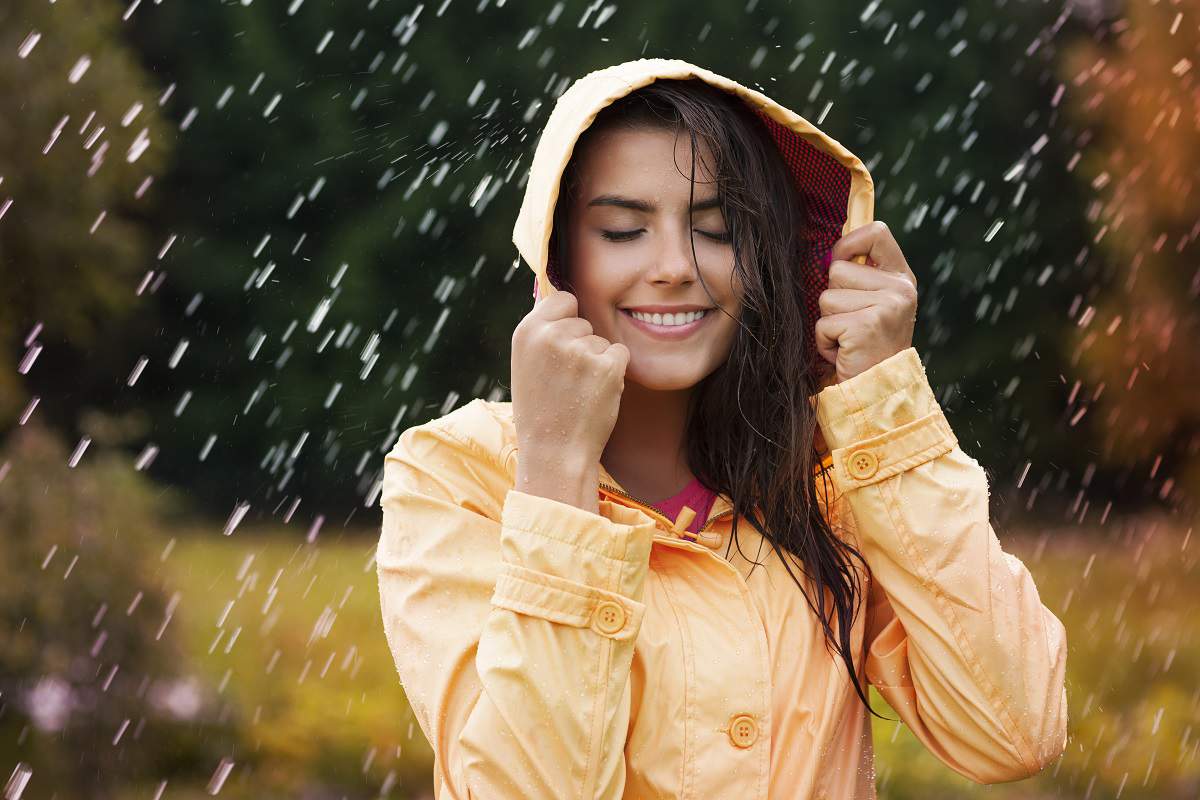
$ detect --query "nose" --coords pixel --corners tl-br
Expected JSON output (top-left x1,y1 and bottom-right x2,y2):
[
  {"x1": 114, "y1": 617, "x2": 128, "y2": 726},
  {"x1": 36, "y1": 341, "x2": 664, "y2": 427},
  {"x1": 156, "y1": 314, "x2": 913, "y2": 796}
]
[{"x1": 647, "y1": 225, "x2": 699, "y2": 286}]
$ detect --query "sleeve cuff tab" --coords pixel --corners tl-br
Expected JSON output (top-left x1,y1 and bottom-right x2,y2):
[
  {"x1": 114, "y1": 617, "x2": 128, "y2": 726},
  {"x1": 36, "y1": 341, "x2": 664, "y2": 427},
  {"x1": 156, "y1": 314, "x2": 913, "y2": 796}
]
[{"x1": 831, "y1": 408, "x2": 958, "y2": 491}]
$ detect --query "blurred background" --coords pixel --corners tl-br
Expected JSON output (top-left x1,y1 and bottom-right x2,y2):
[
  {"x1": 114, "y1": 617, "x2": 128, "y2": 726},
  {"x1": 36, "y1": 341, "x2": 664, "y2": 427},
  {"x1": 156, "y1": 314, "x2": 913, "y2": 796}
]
[{"x1": 1, "y1": 0, "x2": 1196, "y2": 797}]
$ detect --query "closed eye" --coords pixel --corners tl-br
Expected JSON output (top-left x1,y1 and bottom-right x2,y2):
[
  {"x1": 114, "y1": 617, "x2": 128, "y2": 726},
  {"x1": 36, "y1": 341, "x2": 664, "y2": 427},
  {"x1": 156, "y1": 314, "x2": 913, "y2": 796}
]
[
  {"x1": 600, "y1": 229, "x2": 731, "y2": 243},
  {"x1": 599, "y1": 229, "x2": 643, "y2": 242}
]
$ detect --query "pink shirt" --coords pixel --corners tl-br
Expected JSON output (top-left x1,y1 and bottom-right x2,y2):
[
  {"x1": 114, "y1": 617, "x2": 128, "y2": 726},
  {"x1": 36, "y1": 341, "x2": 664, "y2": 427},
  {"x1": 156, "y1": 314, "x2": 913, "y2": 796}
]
[{"x1": 651, "y1": 477, "x2": 717, "y2": 535}]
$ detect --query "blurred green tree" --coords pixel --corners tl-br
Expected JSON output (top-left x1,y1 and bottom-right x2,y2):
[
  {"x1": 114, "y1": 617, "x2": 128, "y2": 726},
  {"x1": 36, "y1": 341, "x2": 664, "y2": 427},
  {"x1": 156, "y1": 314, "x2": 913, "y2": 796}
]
[{"x1": 0, "y1": 0, "x2": 170, "y2": 429}]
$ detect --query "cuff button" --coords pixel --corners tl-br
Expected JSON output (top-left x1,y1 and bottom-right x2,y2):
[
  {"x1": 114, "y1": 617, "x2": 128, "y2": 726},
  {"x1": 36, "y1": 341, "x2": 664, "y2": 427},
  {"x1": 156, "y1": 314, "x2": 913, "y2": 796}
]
[
  {"x1": 847, "y1": 449, "x2": 879, "y2": 480},
  {"x1": 593, "y1": 601, "x2": 626, "y2": 634}
]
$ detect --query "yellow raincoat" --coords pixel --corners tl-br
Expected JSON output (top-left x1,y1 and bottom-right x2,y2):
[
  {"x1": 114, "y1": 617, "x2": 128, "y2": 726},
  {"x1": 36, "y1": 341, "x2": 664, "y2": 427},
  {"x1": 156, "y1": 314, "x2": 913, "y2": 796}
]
[{"x1": 377, "y1": 58, "x2": 1069, "y2": 799}]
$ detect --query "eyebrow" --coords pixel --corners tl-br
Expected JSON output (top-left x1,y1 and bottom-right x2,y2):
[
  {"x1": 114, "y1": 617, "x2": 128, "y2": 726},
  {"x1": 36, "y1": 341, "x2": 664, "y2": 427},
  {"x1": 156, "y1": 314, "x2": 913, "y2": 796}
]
[{"x1": 586, "y1": 194, "x2": 723, "y2": 213}]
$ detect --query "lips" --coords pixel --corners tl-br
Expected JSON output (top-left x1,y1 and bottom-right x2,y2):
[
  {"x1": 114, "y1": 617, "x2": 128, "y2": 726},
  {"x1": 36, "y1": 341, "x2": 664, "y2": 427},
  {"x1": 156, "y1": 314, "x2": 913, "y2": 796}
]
[{"x1": 620, "y1": 308, "x2": 711, "y2": 340}]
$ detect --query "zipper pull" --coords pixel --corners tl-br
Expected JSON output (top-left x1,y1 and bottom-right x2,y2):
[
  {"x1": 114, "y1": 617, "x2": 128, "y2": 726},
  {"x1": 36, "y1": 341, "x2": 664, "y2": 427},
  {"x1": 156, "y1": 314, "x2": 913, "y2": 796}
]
[
  {"x1": 671, "y1": 506, "x2": 697, "y2": 536},
  {"x1": 673, "y1": 506, "x2": 722, "y2": 548}
]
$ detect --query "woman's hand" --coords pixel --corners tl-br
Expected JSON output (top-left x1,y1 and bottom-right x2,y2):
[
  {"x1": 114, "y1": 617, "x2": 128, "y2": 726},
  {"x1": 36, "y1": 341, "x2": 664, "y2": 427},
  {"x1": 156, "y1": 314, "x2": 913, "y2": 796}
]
[
  {"x1": 510, "y1": 290, "x2": 630, "y2": 503},
  {"x1": 815, "y1": 220, "x2": 919, "y2": 384}
]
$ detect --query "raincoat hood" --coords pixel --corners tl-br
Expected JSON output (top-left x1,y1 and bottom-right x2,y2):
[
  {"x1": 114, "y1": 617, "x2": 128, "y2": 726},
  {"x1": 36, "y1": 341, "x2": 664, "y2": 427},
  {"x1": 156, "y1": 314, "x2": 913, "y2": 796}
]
[{"x1": 512, "y1": 57, "x2": 876, "y2": 358}]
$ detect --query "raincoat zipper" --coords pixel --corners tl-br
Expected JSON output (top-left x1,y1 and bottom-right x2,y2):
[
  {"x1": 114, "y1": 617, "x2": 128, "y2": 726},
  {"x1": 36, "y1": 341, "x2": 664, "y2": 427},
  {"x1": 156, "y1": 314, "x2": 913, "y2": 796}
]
[
  {"x1": 599, "y1": 453, "x2": 832, "y2": 539},
  {"x1": 598, "y1": 482, "x2": 736, "y2": 537}
]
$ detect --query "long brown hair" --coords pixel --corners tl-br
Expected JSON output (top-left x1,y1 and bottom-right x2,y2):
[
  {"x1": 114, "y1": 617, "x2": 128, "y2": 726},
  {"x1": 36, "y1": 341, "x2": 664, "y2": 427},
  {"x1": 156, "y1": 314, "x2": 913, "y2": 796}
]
[{"x1": 547, "y1": 77, "x2": 889, "y2": 722}]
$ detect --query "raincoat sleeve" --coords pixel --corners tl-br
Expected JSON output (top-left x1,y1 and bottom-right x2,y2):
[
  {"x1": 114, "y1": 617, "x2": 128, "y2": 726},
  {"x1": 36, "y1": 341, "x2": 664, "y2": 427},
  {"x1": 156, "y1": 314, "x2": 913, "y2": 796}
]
[
  {"x1": 813, "y1": 347, "x2": 1069, "y2": 784},
  {"x1": 376, "y1": 402, "x2": 657, "y2": 800}
]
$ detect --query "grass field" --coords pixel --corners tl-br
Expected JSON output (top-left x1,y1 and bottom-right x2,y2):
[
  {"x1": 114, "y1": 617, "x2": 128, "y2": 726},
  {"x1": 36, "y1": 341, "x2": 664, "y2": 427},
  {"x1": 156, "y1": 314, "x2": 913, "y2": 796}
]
[
  {"x1": 149, "y1": 527, "x2": 434, "y2": 799},
  {"x1": 139, "y1": 512, "x2": 1196, "y2": 799}
]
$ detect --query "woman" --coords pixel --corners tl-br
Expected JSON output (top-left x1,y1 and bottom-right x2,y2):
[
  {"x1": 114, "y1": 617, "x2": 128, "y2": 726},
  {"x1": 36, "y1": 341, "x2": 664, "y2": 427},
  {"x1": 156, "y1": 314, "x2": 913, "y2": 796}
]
[{"x1": 377, "y1": 58, "x2": 1068, "y2": 799}]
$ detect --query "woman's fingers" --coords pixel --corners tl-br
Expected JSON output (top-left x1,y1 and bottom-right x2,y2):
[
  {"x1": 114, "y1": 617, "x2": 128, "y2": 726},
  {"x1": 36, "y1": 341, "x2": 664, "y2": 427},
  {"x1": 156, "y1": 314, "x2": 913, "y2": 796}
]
[
  {"x1": 813, "y1": 312, "x2": 849, "y2": 365},
  {"x1": 576, "y1": 334, "x2": 611, "y2": 354},
  {"x1": 827, "y1": 259, "x2": 914, "y2": 292},
  {"x1": 606, "y1": 341, "x2": 630, "y2": 364},
  {"x1": 829, "y1": 220, "x2": 917, "y2": 289},
  {"x1": 818, "y1": 287, "x2": 879, "y2": 316}
]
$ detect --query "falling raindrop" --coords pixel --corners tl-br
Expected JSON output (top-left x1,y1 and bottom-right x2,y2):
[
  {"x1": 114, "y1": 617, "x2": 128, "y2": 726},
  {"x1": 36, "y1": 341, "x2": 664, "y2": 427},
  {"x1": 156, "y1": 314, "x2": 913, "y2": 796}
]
[
  {"x1": 42, "y1": 115, "x2": 69, "y2": 154},
  {"x1": 135, "y1": 444, "x2": 159, "y2": 471},
  {"x1": 18, "y1": 396, "x2": 39, "y2": 425},
  {"x1": 224, "y1": 501, "x2": 251, "y2": 535},
  {"x1": 3, "y1": 764, "x2": 32, "y2": 800},
  {"x1": 67, "y1": 55, "x2": 91, "y2": 83},
  {"x1": 127, "y1": 356, "x2": 149, "y2": 386},
  {"x1": 306, "y1": 514, "x2": 325, "y2": 543},
  {"x1": 67, "y1": 436, "x2": 91, "y2": 468},
  {"x1": 205, "y1": 758, "x2": 235, "y2": 795},
  {"x1": 16, "y1": 31, "x2": 40, "y2": 59}
]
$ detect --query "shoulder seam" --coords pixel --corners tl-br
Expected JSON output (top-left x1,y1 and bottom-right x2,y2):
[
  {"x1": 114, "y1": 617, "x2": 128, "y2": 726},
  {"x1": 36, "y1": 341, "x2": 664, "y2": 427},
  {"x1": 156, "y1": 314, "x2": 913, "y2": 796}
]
[{"x1": 424, "y1": 402, "x2": 507, "y2": 471}]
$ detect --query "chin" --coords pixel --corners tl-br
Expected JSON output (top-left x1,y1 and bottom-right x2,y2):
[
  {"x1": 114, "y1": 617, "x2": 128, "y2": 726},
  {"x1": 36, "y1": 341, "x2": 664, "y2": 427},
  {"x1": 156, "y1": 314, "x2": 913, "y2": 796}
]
[{"x1": 625, "y1": 360, "x2": 709, "y2": 393}]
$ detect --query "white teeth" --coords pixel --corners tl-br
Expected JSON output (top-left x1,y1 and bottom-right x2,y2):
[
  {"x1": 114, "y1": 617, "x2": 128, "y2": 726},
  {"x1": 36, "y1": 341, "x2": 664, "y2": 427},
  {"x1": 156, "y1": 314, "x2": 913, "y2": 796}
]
[{"x1": 630, "y1": 309, "x2": 708, "y2": 327}]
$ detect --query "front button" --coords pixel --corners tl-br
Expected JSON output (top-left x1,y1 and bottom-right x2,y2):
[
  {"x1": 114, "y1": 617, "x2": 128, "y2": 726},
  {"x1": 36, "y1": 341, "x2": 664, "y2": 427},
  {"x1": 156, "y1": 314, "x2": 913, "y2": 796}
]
[
  {"x1": 593, "y1": 601, "x2": 626, "y2": 634},
  {"x1": 846, "y1": 449, "x2": 879, "y2": 480},
  {"x1": 728, "y1": 714, "x2": 758, "y2": 748}
]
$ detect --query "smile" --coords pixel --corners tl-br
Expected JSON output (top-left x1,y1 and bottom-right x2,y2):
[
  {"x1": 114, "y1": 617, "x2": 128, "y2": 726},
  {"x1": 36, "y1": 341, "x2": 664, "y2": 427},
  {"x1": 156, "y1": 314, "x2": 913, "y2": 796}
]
[{"x1": 621, "y1": 308, "x2": 712, "y2": 339}]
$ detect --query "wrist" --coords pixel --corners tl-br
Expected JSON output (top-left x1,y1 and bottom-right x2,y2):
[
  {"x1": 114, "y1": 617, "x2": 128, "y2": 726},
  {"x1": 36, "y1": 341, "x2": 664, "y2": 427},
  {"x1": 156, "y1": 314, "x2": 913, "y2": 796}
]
[{"x1": 514, "y1": 447, "x2": 598, "y2": 513}]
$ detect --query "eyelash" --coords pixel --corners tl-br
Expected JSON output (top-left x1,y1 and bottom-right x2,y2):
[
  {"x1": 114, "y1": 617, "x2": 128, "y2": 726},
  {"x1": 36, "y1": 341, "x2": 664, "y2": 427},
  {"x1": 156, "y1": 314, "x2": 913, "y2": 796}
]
[{"x1": 600, "y1": 229, "x2": 731, "y2": 243}]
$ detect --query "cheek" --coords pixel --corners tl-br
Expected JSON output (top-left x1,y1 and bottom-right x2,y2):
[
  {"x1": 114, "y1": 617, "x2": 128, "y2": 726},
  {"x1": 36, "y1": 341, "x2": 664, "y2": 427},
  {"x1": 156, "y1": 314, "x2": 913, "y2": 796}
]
[
  {"x1": 712, "y1": 310, "x2": 741, "y2": 356},
  {"x1": 700, "y1": 278, "x2": 743, "y2": 335},
  {"x1": 571, "y1": 261, "x2": 628, "y2": 332},
  {"x1": 574, "y1": 245, "x2": 633, "y2": 301},
  {"x1": 722, "y1": 256, "x2": 744, "y2": 301}
]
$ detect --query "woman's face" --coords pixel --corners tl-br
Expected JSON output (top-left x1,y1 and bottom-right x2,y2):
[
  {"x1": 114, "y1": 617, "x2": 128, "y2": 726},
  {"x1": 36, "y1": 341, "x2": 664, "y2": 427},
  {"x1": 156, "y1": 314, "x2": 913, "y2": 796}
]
[{"x1": 565, "y1": 126, "x2": 744, "y2": 393}]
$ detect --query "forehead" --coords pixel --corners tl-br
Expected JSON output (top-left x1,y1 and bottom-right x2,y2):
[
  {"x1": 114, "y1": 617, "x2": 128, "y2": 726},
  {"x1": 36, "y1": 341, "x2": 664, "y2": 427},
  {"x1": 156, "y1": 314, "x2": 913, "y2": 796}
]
[{"x1": 571, "y1": 126, "x2": 720, "y2": 202}]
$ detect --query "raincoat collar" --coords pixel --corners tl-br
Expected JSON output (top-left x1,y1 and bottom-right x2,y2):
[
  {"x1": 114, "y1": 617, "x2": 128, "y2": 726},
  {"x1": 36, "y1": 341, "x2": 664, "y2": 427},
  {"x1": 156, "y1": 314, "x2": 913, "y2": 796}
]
[
  {"x1": 595, "y1": 451, "x2": 832, "y2": 532},
  {"x1": 596, "y1": 460, "x2": 733, "y2": 526}
]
